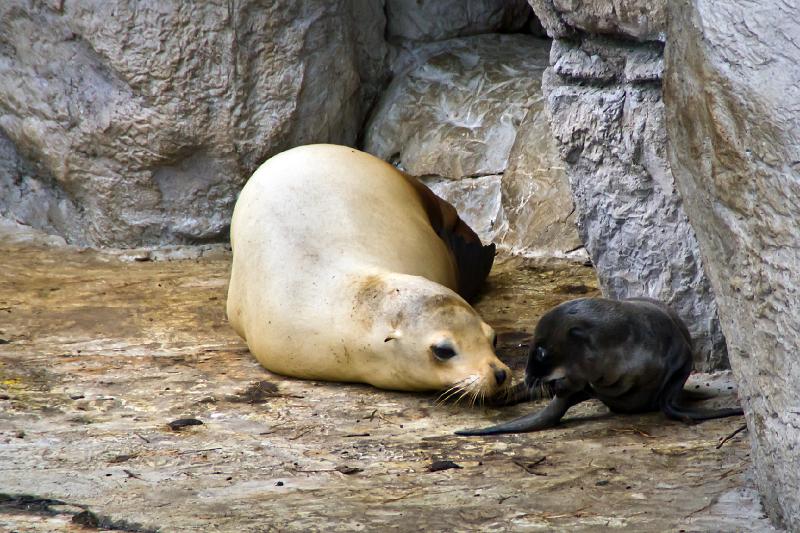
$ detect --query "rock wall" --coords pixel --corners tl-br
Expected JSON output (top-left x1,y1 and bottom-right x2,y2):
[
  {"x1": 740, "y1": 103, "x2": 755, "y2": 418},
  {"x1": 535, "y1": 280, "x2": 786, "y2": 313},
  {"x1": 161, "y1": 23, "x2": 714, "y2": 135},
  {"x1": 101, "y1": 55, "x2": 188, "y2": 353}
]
[
  {"x1": 665, "y1": 1, "x2": 800, "y2": 528},
  {"x1": 0, "y1": 0, "x2": 388, "y2": 246},
  {"x1": 364, "y1": 33, "x2": 582, "y2": 257},
  {"x1": 385, "y1": 0, "x2": 534, "y2": 43},
  {"x1": 1, "y1": 0, "x2": 573, "y2": 255},
  {"x1": 528, "y1": 0, "x2": 727, "y2": 370}
]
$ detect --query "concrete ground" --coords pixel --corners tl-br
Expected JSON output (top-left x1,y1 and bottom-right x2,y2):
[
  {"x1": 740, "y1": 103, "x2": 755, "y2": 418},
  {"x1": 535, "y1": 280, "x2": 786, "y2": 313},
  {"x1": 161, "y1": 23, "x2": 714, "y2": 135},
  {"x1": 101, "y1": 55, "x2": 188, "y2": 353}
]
[{"x1": 0, "y1": 227, "x2": 776, "y2": 532}]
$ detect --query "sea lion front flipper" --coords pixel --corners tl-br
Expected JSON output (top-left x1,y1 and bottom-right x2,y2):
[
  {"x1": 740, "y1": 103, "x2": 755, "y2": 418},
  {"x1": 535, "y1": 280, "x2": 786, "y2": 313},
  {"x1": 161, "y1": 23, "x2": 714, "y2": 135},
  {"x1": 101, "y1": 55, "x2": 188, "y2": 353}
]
[{"x1": 455, "y1": 391, "x2": 589, "y2": 436}]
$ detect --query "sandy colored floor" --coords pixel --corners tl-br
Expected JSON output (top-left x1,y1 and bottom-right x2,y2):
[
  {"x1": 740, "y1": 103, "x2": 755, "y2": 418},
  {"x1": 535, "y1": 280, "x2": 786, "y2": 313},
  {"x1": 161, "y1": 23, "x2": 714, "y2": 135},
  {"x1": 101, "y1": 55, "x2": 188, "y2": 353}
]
[{"x1": 0, "y1": 230, "x2": 775, "y2": 532}]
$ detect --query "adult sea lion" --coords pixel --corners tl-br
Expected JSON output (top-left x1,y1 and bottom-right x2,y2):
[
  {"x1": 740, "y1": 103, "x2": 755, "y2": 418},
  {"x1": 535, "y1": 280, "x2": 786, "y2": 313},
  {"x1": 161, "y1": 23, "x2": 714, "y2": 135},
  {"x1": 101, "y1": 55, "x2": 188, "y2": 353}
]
[
  {"x1": 227, "y1": 144, "x2": 511, "y2": 399},
  {"x1": 457, "y1": 297, "x2": 743, "y2": 435}
]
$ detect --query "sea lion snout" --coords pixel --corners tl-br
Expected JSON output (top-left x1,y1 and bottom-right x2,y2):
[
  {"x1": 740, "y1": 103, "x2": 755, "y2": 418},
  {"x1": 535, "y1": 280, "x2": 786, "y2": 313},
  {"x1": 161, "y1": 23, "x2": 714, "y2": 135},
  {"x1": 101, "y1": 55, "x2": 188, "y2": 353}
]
[
  {"x1": 492, "y1": 365, "x2": 508, "y2": 385},
  {"x1": 525, "y1": 342, "x2": 554, "y2": 384}
]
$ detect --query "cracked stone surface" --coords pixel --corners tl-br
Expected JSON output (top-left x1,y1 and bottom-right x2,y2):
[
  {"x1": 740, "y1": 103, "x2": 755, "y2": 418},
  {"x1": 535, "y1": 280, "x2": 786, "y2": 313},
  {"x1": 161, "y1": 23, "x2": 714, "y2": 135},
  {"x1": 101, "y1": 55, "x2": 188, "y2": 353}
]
[
  {"x1": 0, "y1": 229, "x2": 775, "y2": 532},
  {"x1": 385, "y1": 0, "x2": 533, "y2": 43}
]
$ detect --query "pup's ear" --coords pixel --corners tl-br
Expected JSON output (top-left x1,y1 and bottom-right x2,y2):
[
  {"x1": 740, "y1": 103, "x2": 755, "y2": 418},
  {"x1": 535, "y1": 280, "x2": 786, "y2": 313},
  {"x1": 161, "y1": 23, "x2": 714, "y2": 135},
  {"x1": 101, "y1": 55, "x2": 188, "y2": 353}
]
[{"x1": 568, "y1": 327, "x2": 589, "y2": 342}]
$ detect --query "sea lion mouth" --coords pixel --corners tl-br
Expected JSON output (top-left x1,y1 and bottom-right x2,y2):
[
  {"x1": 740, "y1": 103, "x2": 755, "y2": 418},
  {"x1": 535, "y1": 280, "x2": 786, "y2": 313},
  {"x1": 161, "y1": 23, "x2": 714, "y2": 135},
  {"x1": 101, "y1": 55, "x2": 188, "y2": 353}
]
[{"x1": 548, "y1": 377, "x2": 571, "y2": 396}]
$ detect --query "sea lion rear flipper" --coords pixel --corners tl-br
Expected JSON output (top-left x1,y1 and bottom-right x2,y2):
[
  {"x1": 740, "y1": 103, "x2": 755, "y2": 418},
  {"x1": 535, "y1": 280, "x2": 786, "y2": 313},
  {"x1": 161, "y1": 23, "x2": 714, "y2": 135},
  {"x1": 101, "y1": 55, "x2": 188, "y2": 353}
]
[
  {"x1": 400, "y1": 172, "x2": 494, "y2": 302},
  {"x1": 455, "y1": 392, "x2": 588, "y2": 436},
  {"x1": 444, "y1": 230, "x2": 495, "y2": 302},
  {"x1": 658, "y1": 340, "x2": 744, "y2": 422}
]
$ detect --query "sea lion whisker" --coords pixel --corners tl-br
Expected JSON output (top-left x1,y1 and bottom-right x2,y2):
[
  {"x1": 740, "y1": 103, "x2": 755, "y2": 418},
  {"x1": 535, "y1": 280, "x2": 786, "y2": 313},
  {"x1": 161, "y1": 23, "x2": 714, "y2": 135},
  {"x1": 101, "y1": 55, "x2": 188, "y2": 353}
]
[
  {"x1": 468, "y1": 379, "x2": 484, "y2": 408},
  {"x1": 453, "y1": 376, "x2": 481, "y2": 406},
  {"x1": 435, "y1": 383, "x2": 462, "y2": 406},
  {"x1": 436, "y1": 378, "x2": 472, "y2": 406},
  {"x1": 470, "y1": 385, "x2": 478, "y2": 408},
  {"x1": 453, "y1": 383, "x2": 476, "y2": 406}
]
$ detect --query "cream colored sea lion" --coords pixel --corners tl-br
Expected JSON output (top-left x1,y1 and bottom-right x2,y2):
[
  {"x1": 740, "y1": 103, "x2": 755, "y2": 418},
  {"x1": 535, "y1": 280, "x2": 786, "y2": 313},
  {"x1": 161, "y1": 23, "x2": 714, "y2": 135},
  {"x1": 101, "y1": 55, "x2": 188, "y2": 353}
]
[{"x1": 227, "y1": 144, "x2": 510, "y2": 399}]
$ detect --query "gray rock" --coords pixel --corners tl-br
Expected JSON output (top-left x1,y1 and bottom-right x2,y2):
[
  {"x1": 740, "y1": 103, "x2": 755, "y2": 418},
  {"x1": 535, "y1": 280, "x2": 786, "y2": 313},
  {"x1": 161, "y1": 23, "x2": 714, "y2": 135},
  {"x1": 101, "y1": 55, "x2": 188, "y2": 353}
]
[
  {"x1": 422, "y1": 175, "x2": 506, "y2": 245},
  {"x1": 535, "y1": 16, "x2": 727, "y2": 369},
  {"x1": 0, "y1": 130, "x2": 82, "y2": 240},
  {"x1": 0, "y1": 1, "x2": 388, "y2": 247},
  {"x1": 386, "y1": 0, "x2": 532, "y2": 43},
  {"x1": 528, "y1": 0, "x2": 666, "y2": 42},
  {"x1": 364, "y1": 34, "x2": 580, "y2": 256},
  {"x1": 501, "y1": 102, "x2": 582, "y2": 257},
  {"x1": 365, "y1": 34, "x2": 549, "y2": 179},
  {"x1": 665, "y1": 0, "x2": 800, "y2": 528}
]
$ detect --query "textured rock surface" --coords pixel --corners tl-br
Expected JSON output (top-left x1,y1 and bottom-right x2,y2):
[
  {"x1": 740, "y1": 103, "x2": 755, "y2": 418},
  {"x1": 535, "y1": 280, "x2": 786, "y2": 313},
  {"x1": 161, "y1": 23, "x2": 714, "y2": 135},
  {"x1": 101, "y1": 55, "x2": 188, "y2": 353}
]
[
  {"x1": 501, "y1": 103, "x2": 581, "y2": 257},
  {"x1": 422, "y1": 175, "x2": 506, "y2": 245},
  {"x1": 385, "y1": 0, "x2": 533, "y2": 43},
  {"x1": 0, "y1": 235, "x2": 773, "y2": 532},
  {"x1": 366, "y1": 35, "x2": 548, "y2": 180},
  {"x1": 0, "y1": 1, "x2": 387, "y2": 247},
  {"x1": 530, "y1": 0, "x2": 727, "y2": 370},
  {"x1": 529, "y1": 0, "x2": 666, "y2": 41},
  {"x1": 665, "y1": 1, "x2": 800, "y2": 528},
  {"x1": 364, "y1": 34, "x2": 580, "y2": 256},
  {"x1": 0, "y1": 130, "x2": 81, "y2": 239}
]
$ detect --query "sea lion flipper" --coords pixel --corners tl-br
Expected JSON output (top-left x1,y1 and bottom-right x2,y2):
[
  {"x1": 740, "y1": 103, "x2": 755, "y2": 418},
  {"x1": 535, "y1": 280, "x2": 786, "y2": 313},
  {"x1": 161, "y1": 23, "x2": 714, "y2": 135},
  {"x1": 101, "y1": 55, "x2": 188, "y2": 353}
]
[
  {"x1": 399, "y1": 172, "x2": 494, "y2": 302},
  {"x1": 455, "y1": 393, "x2": 585, "y2": 436},
  {"x1": 657, "y1": 337, "x2": 744, "y2": 422},
  {"x1": 444, "y1": 231, "x2": 495, "y2": 302}
]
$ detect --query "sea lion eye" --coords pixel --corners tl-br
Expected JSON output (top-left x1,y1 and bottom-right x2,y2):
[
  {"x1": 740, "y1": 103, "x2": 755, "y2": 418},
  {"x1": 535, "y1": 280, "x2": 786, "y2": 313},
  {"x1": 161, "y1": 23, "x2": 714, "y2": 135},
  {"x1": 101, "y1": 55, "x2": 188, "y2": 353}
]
[
  {"x1": 432, "y1": 344, "x2": 457, "y2": 361},
  {"x1": 534, "y1": 346, "x2": 548, "y2": 363},
  {"x1": 492, "y1": 335, "x2": 498, "y2": 348}
]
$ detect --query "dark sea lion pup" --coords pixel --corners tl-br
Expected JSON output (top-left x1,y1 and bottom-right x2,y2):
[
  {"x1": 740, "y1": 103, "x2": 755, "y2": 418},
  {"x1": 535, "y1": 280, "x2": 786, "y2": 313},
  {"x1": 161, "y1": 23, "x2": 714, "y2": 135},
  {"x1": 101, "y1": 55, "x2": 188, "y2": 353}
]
[{"x1": 456, "y1": 297, "x2": 744, "y2": 436}]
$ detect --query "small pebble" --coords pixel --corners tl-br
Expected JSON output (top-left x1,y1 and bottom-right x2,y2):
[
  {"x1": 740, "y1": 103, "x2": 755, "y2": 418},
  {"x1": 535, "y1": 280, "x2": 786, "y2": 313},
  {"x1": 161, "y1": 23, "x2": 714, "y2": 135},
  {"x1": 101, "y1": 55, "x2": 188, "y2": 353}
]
[
  {"x1": 167, "y1": 418, "x2": 204, "y2": 431},
  {"x1": 428, "y1": 460, "x2": 462, "y2": 472},
  {"x1": 335, "y1": 465, "x2": 363, "y2": 475}
]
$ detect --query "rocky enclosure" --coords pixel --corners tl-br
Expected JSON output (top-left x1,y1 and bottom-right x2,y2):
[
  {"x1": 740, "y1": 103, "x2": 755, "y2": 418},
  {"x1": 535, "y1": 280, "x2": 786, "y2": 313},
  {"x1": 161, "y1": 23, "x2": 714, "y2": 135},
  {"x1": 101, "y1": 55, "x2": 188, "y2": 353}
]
[
  {"x1": 1, "y1": 1, "x2": 797, "y2": 529},
  {"x1": 0, "y1": 0, "x2": 580, "y2": 258},
  {"x1": 363, "y1": 33, "x2": 581, "y2": 256}
]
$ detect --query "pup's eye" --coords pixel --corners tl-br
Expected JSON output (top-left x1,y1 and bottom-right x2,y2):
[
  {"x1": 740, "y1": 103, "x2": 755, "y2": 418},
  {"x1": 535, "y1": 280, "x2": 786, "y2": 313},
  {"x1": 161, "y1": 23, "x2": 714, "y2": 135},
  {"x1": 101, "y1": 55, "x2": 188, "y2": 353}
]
[
  {"x1": 492, "y1": 335, "x2": 498, "y2": 348},
  {"x1": 432, "y1": 345, "x2": 457, "y2": 361},
  {"x1": 534, "y1": 346, "x2": 548, "y2": 362}
]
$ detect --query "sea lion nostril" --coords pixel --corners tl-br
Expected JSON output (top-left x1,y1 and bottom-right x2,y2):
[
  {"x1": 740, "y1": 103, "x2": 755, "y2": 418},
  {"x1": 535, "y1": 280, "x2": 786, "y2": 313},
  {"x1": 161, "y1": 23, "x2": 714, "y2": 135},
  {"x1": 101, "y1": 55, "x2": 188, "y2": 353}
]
[{"x1": 494, "y1": 368, "x2": 507, "y2": 385}]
